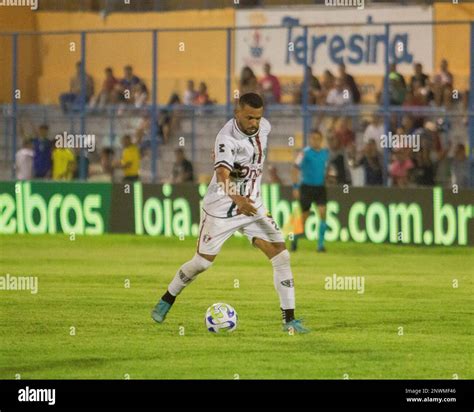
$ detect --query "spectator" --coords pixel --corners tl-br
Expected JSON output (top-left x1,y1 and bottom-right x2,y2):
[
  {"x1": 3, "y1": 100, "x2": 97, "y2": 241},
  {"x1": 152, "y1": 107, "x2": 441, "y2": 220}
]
[
  {"x1": 450, "y1": 143, "x2": 469, "y2": 188},
  {"x1": 90, "y1": 67, "x2": 118, "y2": 109},
  {"x1": 387, "y1": 63, "x2": 407, "y2": 105},
  {"x1": 354, "y1": 139, "x2": 384, "y2": 186},
  {"x1": 194, "y1": 82, "x2": 211, "y2": 105},
  {"x1": 133, "y1": 82, "x2": 149, "y2": 108},
  {"x1": 32, "y1": 124, "x2": 52, "y2": 178},
  {"x1": 52, "y1": 146, "x2": 76, "y2": 181},
  {"x1": 15, "y1": 139, "x2": 34, "y2": 180},
  {"x1": 338, "y1": 63, "x2": 360, "y2": 103},
  {"x1": 183, "y1": 80, "x2": 197, "y2": 105},
  {"x1": 171, "y1": 148, "x2": 194, "y2": 183},
  {"x1": 389, "y1": 149, "x2": 414, "y2": 187},
  {"x1": 259, "y1": 62, "x2": 281, "y2": 104},
  {"x1": 410, "y1": 63, "x2": 429, "y2": 91},
  {"x1": 327, "y1": 134, "x2": 352, "y2": 184},
  {"x1": 89, "y1": 148, "x2": 115, "y2": 182},
  {"x1": 433, "y1": 59, "x2": 454, "y2": 107},
  {"x1": 317, "y1": 69, "x2": 336, "y2": 104},
  {"x1": 113, "y1": 135, "x2": 140, "y2": 182},
  {"x1": 411, "y1": 148, "x2": 435, "y2": 186},
  {"x1": 326, "y1": 77, "x2": 353, "y2": 106},
  {"x1": 59, "y1": 61, "x2": 94, "y2": 113},
  {"x1": 333, "y1": 117, "x2": 355, "y2": 148},
  {"x1": 268, "y1": 164, "x2": 283, "y2": 184},
  {"x1": 293, "y1": 65, "x2": 321, "y2": 105},
  {"x1": 239, "y1": 66, "x2": 259, "y2": 96},
  {"x1": 363, "y1": 113, "x2": 385, "y2": 152},
  {"x1": 115, "y1": 65, "x2": 141, "y2": 103},
  {"x1": 160, "y1": 93, "x2": 182, "y2": 144}
]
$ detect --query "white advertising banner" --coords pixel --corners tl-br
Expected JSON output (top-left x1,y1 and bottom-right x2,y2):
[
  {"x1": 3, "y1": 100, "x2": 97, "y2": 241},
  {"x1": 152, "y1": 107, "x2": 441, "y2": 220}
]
[{"x1": 235, "y1": 6, "x2": 434, "y2": 77}]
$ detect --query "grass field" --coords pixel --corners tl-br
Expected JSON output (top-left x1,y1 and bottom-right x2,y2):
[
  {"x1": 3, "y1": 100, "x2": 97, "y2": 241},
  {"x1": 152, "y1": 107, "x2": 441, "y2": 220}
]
[{"x1": 0, "y1": 234, "x2": 472, "y2": 379}]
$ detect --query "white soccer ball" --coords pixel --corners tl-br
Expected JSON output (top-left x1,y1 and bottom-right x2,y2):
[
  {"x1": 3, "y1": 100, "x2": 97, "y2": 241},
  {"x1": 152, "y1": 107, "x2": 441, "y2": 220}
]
[{"x1": 205, "y1": 303, "x2": 238, "y2": 333}]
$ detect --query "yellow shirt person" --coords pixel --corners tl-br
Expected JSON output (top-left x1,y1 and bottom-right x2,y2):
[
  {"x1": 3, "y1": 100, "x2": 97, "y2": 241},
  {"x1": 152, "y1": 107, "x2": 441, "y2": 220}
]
[
  {"x1": 52, "y1": 148, "x2": 76, "y2": 180},
  {"x1": 115, "y1": 135, "x2": 140, "y2": 182}
]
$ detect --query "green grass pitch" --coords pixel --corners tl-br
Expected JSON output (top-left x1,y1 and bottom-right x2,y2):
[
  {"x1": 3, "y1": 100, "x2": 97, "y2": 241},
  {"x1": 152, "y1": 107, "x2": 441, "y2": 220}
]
[{"x1": 0, "y1": 234, "x2": 472, "y2": 379}]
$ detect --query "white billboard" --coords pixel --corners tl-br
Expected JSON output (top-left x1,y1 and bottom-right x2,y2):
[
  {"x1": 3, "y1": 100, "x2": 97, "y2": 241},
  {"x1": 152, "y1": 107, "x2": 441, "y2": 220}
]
[{"x1": 235, "y1": 6, "x2": 434, "y2": 77}]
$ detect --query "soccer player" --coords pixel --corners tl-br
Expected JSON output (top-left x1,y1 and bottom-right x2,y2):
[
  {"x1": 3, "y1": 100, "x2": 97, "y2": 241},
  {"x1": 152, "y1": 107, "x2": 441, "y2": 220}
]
[
  {"x1": 152, "y1": 93, "x2": 309, "y2": 334},
  {"x1": 291, "y1": 129, "x2": 329, "y2": 252}
]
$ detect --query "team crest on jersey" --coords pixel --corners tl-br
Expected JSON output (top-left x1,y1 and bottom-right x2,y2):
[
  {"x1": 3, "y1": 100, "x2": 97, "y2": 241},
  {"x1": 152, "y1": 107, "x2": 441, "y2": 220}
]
[{"x1": 203, "y1": 234, "x2": 212, "y2": 244}]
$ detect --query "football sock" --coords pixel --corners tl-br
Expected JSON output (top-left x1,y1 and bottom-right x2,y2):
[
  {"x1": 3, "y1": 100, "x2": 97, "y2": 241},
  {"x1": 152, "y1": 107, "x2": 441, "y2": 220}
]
[
  {"x1": 161, "y1": 290, "x2": 176, "y2": 305},
  {"x1": 271, "y1": 250, "x2": 295, "y2": 312},
  {"x1": 167, "y1": 253, "x2": 213, "y2": 297},
  {"x1": 318, "y1": 220, "x2": 328, "y2": 250},
  {"x1": 281, "y1": 308, "x2": 295, "y2": 323}
]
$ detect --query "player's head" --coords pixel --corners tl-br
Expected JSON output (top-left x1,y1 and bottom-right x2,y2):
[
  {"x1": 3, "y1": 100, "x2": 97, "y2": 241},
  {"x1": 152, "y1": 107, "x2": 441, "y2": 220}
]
[
  {"x1": 38, "y1": 124, "x2": 49, "y2": 138},
  {"x1": 235, "y1": 93, "x2": 264, "y2": 136},
  {"x1": 309, "y1": 129, "x2": 323, "y2": 150}
]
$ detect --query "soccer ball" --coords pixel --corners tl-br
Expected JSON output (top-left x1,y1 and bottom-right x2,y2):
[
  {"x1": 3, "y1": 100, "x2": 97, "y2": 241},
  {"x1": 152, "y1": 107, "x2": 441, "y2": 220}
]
[{"x1": 205, "y1": 303, "x2": 238, "y2": 333}]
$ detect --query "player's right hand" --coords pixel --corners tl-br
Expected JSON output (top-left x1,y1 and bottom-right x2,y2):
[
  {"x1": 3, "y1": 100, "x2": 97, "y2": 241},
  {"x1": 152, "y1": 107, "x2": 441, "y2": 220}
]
[
  {"x1": 292, "y1": 189, "x2": 300, "y2": 200},
  {"x1": 233, "y1": 195, "x2": 257, "y2": 216}
]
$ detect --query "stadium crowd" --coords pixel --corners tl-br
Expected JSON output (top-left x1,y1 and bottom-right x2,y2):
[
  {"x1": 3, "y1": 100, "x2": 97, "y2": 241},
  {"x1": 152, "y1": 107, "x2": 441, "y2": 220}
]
[{"x1": 15, "y1": 58, "x2": 470, "y2": 188}]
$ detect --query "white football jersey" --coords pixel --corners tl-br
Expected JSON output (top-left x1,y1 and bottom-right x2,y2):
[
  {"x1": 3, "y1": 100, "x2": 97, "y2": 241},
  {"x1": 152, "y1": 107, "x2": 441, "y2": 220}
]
[{"x1": 202, "y1": 117, "x2": 271, "y2": 218}]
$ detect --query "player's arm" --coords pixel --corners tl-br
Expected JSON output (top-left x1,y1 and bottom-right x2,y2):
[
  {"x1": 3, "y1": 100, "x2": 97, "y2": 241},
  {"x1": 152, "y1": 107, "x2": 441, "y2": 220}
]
[{"x1": 292, "y1": 151, "x2": 303, "y2": 200}]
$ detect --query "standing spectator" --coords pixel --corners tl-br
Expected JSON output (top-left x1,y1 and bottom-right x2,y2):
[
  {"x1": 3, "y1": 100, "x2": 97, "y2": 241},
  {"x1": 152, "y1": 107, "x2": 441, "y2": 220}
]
[
  {"x1": 183, "y1": 80, "x2": 197, "y2": 105},
  {"x1": 259, "y1": 62, "x2": 281, "y2": 104},
  {"x1": 32, "y1": 124, "x2": 52, "y2": 178},
  {"x1": 410, "y1": 63, "x2": 429, "y2": 91},
  {"x1": 411, "y1": 148, "x2": 435, "y2": 186},
  {"x1": 160, "y1": 93, "x2": 182, "y2": 144},
  {"x1": 387, "y1": 63, "x2": 407, "y2": 105},
  {"x1": 433, "y1": 59, "x2": 454, "y2": 107},
  {"x1": 327, "y1": 133, "x2": 352, "y2": 184},
  {"x1": 326, "y1": 77, "x2": 353, "y2": 106},
  {"x1": 333, "y1": 117, "x2": 355, "y2": 148},
  {"x1": 89, "y1": 67, "x2": 118, "y2": 109},
  {"x1": 89, "y1": 148, "x2": 115, "y2": 182},
  {"x1": 268, "y1": 164, "x2": 283, "y2": 185},
  {"x1": 194, "y1": 82, "x2": 211, "y2": 105},
  {"x1": 338, "y1": 63, "x2": 360, "y2": 103},
  {"x1": 114, "y1": 135, "x2": 140, "y2": 182},
  {"x1": 354, "y1": 139, "x2": 384, "y2": 186},
  {"x1": 52, "y1": 146, "x2": 76, "y2": 181},
  {"x1": 115, "y1": 65, "x2": 141, "y2": 103},
  {"x1": 389, "y1": 149, "x2": 414, "y2": 187},
  {"x1": 133, "y1": 82, "x2": 149, "y2": 108},
  {"x1": 171, "y1": 148, "x2": 194, "y2": 183},
  {"x1": 293, "y1": 65, "x2": 321, "y2": 105},
  {"x1": 317, "y1": 69, "x2": 336, "y2": 104},
  {"x1": 363, "y1": 113, "x2": 385, "y2": 152},
  {"x1": 239, "y1": 66, "x2": 259, "y2": 96},
  {"x1": 15, "y1": 139, "x2": 34, "y2": 180},
  {"x1": 450, "y1": 143, "x2": 469, "y2": 188},
  {"x1": 59, "y1": 61, "x2": 94, "y2": 113}
]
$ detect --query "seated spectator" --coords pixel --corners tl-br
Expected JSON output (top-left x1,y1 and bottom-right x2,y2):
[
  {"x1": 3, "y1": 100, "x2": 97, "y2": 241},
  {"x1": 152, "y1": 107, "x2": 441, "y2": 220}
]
[
  {"x1": 194, "y1": 82, "x2": 211, "y2": 105},
  {"x1": 327, "y1": 134, "x2": 352, "y2": 184},
  {"x1": 326, "y1": 77, "x2": 353, "y2": 106},
  {"x1": 354, "y1": 139, "x2": 384, "y2": 186},
  {"x1": 15, "y1": 139, "x2": 34, "y2": 180},
  {"x1": 90, "y1": 67, "x2": 118, "y2": 109},
  {"x1": 113, "y1": 134, "x2": 141, "y2": 182},
  {"x1": 183, "y1": 79, "x2": 197, "y2": 105},
  {"x1": 363, "y1": 113, "x2": 385, "y2": 152},
  {"x1": 115, "y1": 65, "x2": 141, "y2": 103},
  {"x1": 450, "y1": 143, "x2": 469, "y2": 188},
  {"x1": 52, "y1": 146, "x2": 76, "y2": 181},
  {"x1": 133, "y1": 82, "x2": 149, "y2": 108},
  {"x1": 171, "y1": 148, "x2": 194, "y2": 183},
  {"x1": 389, "y1": 149, "x2": 414, "y2": 187},
  {"x1": 433, "y1": 59, "x2": 454, "y2": 107},
  {"x1": 338, "y1": 63, "x2": 360, "y2": 103},
  {"x1": 411, "y1": 148, "x2": 435, "y2": 186},
  {"x1": 32, "y1": 124, "x2": 52, "y2": 178},
  {"x1": 293, "y1": 65, "x2": 321, "y2": 105},
  {"x1": 59, "y1": 61, "x2": 94, "y2": 113},
  {"x1": 259, "y1": 62, "x2": 281, "y2": 104},
  {"x1": 317, "y1": 69, "x2": 336, "y2": 104},
  {"x1": 333, "y1": 117, "x2": 355, "y2": 148},
  {"x1": 239, "y1": 66, "x2": 259, "y2": 96}
]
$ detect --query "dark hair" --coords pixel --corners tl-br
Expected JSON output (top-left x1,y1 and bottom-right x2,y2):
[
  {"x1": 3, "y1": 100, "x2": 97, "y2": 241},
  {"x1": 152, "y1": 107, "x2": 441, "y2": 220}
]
[
  {"x1": 39, "y1": 124, "x2": 49, "y2": 130},
  {"x1": 239, "y1": 92, "x2": 263, "y2": 109},
  {"x1": 310, "y1": 129, "x2": 322, "y2": 136}
]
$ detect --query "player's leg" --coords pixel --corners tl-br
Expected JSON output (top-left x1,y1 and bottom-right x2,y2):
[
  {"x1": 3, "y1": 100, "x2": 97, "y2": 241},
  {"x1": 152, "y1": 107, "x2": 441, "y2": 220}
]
[
  {"x1": 151, "y1": 213, "x2": 236, "y2": 324},
  {"x1": 243, "y1": 217, "x2": 309, "y2": 333},
  {"x1": 316, "y1": 186, "x2": 328, "y2": 252}
]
